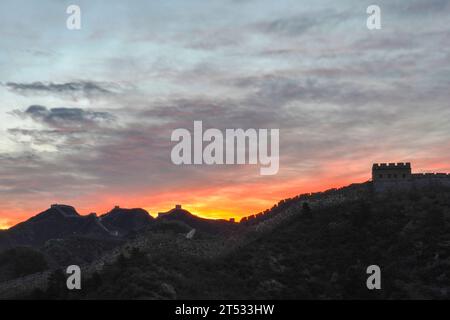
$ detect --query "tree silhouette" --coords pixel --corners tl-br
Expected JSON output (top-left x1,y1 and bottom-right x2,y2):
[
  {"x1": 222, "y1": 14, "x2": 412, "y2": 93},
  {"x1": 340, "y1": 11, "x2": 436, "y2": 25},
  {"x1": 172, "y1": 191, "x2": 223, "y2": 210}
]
[{"x1": 302, "y1": 202, "x2": 312, "y2": 219}]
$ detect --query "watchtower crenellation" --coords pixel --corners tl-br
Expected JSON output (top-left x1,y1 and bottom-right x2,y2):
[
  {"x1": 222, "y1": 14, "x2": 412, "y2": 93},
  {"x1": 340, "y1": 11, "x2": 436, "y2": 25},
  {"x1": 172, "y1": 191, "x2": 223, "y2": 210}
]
[{"x1": 372, "y1": 162, "x2": 411, "y2": 168}]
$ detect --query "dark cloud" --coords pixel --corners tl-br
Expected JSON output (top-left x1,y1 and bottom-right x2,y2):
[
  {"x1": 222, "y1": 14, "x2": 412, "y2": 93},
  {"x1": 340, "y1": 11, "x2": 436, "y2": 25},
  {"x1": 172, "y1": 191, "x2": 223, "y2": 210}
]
[
  {"x1": 4, "y1": 81, "x2": 119, "y2": 97},
  {"x1": 14, "y1": 105, "x2": 115, "y2": 130}
]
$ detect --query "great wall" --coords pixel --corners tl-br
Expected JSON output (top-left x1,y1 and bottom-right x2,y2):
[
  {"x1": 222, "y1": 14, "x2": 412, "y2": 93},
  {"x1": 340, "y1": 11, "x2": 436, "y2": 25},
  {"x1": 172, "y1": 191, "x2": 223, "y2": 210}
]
[
  {"x1": 1, "y1": 162, "x2": 449, "y2": 299},
  {"x1": 0, "y1": 183, "x2": 370, "y2": 298}
]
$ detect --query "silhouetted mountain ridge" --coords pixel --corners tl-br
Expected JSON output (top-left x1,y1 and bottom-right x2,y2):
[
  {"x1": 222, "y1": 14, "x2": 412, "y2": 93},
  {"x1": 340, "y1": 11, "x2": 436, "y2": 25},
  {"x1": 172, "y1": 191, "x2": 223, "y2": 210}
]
[
  {"x1": 0, "y1": 205, "x2": 151, "y2": 250},
  {"x1": 100, "y1": 207, "x2": 154, "y2": 236},
  {"x1": 0, "y1": 204, "x2": 237, "y2": 251},
  {"x1": 157, "y1": 206, "x2": 239, "y2": 234}
]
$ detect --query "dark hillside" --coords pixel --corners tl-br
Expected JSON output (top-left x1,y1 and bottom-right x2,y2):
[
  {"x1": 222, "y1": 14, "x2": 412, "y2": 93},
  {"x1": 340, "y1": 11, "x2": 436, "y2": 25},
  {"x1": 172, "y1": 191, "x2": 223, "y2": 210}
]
[{"x1": 29, "y1": 186, "x2": 450, "y2": 299}]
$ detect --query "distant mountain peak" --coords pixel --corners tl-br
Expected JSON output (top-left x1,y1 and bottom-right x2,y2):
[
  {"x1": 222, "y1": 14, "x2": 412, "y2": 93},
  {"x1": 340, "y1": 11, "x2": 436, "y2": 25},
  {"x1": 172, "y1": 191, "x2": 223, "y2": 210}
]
[
  {"x1": 99, "y1": 207, "x2": 153, "y2": 236},
  {"x1": 157, "y1": 205, "x2": 192, "y2": 218},
  {"x1": 102, "y1": 207, "x2": 152, "y2": 218},
  {"x1": 155, "y1": 205, "x2": 239, "y2": 235},
  {"x1": 27, "y1": 204, "x2": 80, "y2": 223},
  {"x1": 49, "y1": 204, "x2": 80, "y2": 217}
]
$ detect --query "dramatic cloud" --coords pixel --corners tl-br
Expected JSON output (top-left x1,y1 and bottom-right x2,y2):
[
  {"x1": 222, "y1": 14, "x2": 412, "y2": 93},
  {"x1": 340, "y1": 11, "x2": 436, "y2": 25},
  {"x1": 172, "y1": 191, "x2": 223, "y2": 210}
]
[
  {"x1": 0, "y1": 0, "x2": 449, "y2": 227},
  {"x1": 3, "y1": 81, "x2": 119, "y2": 98},
  {"x1": 16, "y1": 105, "x2": 115, "y2": 129}
]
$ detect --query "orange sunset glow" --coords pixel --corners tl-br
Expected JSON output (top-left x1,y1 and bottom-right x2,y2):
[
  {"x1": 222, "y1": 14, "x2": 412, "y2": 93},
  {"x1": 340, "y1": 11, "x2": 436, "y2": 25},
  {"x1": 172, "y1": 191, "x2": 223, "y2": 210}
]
[
  {"x1": 0, "y1": 169, "x2": 361, "y2": 229},
  {"x1": 2, "y1": 156, "x2": 449, "y2": 230}
]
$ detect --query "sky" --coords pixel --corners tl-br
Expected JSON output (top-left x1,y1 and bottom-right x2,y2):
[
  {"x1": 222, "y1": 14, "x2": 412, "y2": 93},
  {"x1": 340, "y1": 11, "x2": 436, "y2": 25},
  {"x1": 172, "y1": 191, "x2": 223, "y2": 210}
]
[{"x1": 1, "y1": 0, "x2": 450, "y2": 229}]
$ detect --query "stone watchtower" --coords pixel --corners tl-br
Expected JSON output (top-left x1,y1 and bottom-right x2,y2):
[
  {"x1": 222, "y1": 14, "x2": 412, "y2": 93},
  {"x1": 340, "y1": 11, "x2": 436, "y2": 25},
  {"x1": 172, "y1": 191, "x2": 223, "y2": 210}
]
[
  {"x1": 372, "y1": 162, "x2": 412, "y2": 191},
  {"x1": 372, "y1": 162, "x2": 412, "y2": 181}
]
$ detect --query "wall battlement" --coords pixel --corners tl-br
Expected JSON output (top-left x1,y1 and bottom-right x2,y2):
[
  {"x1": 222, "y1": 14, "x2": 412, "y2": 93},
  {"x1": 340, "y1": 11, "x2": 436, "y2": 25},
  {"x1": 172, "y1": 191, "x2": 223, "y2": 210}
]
[
  {"x1": 372, "y1": 162, "x2": 411, "y2": 169},
  {"x1": 372, "y1": 162, "x2": 450, "y2": 192},
  {"x1": 413, "y1": 173, "x2": 450, "y2": 178}
]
